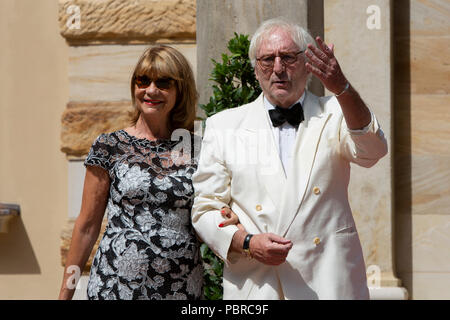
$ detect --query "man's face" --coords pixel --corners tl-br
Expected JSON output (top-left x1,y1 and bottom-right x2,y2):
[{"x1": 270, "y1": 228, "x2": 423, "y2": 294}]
[{"x1": 254, "y1": 28, "x2": 309, "y2": 108}]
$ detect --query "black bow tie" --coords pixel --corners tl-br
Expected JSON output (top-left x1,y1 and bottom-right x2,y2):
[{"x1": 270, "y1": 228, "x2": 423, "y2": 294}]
[{"x1": 269, "y1": 102, "x2": 304, "y2": 127}]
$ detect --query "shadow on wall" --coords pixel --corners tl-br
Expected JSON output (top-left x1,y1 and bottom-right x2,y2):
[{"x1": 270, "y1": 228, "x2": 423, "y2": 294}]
[
  {"x1": 0, "y1": 218, "x2": 41, "y2": 274},
  {"x1": 393, "y1": 0, "x2": 412, "y2": 298},
  {"x1": 307, "y1": 0, "x2": 324, "y2": 97}
]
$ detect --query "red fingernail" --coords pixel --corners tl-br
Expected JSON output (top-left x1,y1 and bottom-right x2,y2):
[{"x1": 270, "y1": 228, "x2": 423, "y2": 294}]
[{"x1": 219, "y1": 223, "x2": 224, "y2": 228}]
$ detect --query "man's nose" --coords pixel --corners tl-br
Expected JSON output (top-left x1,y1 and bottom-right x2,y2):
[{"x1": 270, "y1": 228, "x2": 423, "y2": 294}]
[{"x1": 273, "y1": 56, "x2": 285, "y2": 74}]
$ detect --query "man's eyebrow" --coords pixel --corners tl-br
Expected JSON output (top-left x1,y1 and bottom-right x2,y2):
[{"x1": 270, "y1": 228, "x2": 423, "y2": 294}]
[{"x1": 260, "y1": 50, "x2": 299, "y2": 56}]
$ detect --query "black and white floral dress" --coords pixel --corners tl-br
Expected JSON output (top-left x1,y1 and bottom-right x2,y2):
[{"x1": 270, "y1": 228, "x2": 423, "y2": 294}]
[{"x1": 84, "y1": 130, "x2": 203, "y2": 300}]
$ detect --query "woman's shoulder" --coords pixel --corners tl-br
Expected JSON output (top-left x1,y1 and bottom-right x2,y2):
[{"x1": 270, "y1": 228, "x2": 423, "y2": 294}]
[
  {"x1": 93, "y1": 129, "x2": 131, "y2": 145},
  {"x1": 85, "y1": 130, "x2": 128, "y2": 171},
  {"x1": 87, "y1": 130, "x2": 133, "y2": 158}
]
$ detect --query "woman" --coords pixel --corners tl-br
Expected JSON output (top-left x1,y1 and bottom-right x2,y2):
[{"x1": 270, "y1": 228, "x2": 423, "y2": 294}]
[{"x1": 58, "y1": 45, "x2": 237, "y2": 300}]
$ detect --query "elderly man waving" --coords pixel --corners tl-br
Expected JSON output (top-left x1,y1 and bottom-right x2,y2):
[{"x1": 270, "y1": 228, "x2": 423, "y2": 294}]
[{"x1": 192, "y1": 18, "x2": 387, "y2": 300}]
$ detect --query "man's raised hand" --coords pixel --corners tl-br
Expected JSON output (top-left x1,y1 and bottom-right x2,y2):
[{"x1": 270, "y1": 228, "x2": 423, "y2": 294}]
[{"x1": 305, "y1": 36, "x2": 348, "y2": 95}]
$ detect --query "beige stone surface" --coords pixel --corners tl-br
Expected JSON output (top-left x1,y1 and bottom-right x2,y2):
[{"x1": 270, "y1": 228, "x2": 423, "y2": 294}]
[
  {"x1": 68, "y1": 44, "x2": 196, "y2": 101},
  {"x1": 397, "y1": 272, "x2": 450, "y2": 300},
  {"x1": 395, "y1": 94, "x2": 450, "y2": 216},
  {"x1": 409, "y1": 156, "x2": 450, "y2": 215},
  {"x1": 395, "y1": 36, "x2": 450, "y2": 95},
  {"x1": 397, "y1": 214, "x2": 450, "y2": 273},
  {"x1": 0, "y1": 0, "x2": 68, "y2": 299},
  {"x1": 325, "y1": 0, "x2": 396, "y2": 284},
  {"x1": 395, "y1": 0, "x2": 450, "y2": 37},
  {"x1": 61, "y1": 101, "x2": 133, "y2": 157},
  {"x1": 396, "y1": 95, "x2": 450, "y2": 155},
  {"x1": 59, "y1": 0, "x2": 196, "y2": 44},
  {"x1": 393, "y1": 0, "x2": 450, "y2": 299},
  {"x1": 68, "y1": 160, "x2": 86, "y2": 219}
]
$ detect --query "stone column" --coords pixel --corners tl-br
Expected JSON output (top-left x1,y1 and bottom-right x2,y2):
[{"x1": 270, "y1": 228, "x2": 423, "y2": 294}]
[
  {"x1": 58, "y1": 0, "x2": 196, "y2": 299},
  {"x1": 196, "y1": 0, "x2": 324, "y2": 115},
  {"x1": 324, "y1": 0, "x2": 408, "y2": 299}
]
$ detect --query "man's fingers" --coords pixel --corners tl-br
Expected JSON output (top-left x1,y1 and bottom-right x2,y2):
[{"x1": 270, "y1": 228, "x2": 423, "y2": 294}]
[
  {"x1": 306, "y1": 42, "x2": 329, "y2": 64},
  {"x1": 269, "y1": 241, "x2": 293, "y2": 255},
  {"x1": 267, "y1": 234, "x2": 293, "y2": 253},
  {"x1": 250, "y1": 233, "x2": 292, "y2": 265},
  {"x1": 305, "y1": 49, "x2": 328, "y2": 72},
  {"x1": 305, "y1": 62, "x2": 325, "y2": 81},
  {"x1": 268, "y1": 233, "x2": 292, "y2": 245},
  {"x1": 329, "y1": 43, "x2": 335, "y2": 54},
  {"x1": 315, "y1": 36, "x2": 334, "y2": 58}
]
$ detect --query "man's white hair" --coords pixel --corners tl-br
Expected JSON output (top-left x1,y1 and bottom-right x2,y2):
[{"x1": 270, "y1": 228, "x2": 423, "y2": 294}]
[
  {"x1": 249, "y1": 17, "x2": 316, "y2": 68},
  {"x1": 248, "y1": 17, "x2": 316, "y2": 87}
]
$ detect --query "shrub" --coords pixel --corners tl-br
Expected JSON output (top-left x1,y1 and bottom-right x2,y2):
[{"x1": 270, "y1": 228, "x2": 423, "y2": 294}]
[{"x1": 200, "y1": 33, "x2": 261, "y2": 117}]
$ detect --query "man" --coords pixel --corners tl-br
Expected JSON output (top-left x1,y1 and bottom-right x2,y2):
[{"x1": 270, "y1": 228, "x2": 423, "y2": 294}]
[{"x1": 192, "y1": 18, "x2": 387, "y2": 299}]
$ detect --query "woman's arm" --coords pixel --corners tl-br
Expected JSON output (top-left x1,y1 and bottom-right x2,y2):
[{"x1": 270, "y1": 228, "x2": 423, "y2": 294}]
[{"x1": 58, "y1": 166, "x2": 110, "y2": 300}]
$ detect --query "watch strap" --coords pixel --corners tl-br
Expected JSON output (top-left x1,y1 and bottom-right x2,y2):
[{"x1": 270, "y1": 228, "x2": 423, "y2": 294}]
[{"x1": 243, "y1": 234, "x2": 253, "y2": 258}]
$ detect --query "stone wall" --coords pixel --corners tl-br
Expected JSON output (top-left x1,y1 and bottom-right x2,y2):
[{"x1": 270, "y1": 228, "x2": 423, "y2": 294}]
[
  {"x1": 0, "y1": 0, "x2": 68, "y2": 299},
  {"x1": 59, "y1": 0, "x2": 195, "y2": 44},
  {"x1": 394, "y1": 0, "x2": 450, "y2": 299}
]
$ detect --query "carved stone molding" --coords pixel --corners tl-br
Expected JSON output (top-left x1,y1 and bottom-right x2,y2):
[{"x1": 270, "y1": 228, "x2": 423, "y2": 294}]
[
  {"x1": 59, "y1": 0, "x2": 196, "y2": 44},
  {"x1": 61, "y1": 101, "x2": 133, "y2": 158}
]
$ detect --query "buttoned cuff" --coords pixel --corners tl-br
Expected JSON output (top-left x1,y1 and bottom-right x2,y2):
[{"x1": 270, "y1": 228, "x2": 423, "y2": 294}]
[{"x1": 218, "y1": 225, "x2": 240, "y2": 267}]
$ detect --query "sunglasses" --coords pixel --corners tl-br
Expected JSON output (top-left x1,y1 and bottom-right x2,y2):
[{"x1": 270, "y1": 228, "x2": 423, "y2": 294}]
[
  {"x1": 256, "y1": 51, "x2": 304, "y2": 71},
  {"x1": 135, "y1": 75, "x2": 174, "y2": 90}
]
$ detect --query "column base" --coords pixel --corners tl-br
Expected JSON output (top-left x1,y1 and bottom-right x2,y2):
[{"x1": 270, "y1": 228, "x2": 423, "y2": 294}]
[{"x1": 369, "y1": 286, "x2": 409, "y2": 300}]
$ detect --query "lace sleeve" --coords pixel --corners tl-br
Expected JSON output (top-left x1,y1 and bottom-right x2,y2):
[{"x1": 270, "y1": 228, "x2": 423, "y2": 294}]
[{"x1": 84, "y1": 133, "x2": 115, "y2": 172}]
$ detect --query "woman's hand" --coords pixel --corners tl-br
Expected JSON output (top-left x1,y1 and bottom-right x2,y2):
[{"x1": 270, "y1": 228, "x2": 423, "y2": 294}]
[{"x1": 219, "y1": 207, "x2": 244, "y2": 231}]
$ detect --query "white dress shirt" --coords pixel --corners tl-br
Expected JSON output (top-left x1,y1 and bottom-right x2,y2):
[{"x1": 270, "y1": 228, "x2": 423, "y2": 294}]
[{"x1": 264, "y1": 93, "x2": 306, "y2": 177}]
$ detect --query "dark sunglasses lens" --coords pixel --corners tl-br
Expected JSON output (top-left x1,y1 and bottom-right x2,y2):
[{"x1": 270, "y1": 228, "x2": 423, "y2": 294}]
[
  {"x1": 135, "y1": 75, "x2": 151, "y2": 88},
  {"x1": 155, "y1": 78, "x2": 173, "y2": 90}
]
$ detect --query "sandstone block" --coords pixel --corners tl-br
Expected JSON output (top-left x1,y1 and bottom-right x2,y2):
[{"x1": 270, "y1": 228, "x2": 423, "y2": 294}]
[
  {"x1": 61, "y1": 101, "x2": 133, "y2": 157},
  {"x1": 59, "y1": 0, "x2": 196, "y2": 44}
]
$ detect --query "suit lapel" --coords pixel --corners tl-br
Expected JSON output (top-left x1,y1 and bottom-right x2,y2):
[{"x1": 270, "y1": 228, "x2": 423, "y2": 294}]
[
  {"x1": 238, "y1": 94, "x2": 286, "y2": 210},
  {"x1": 276, "y1": 91, "x2": 332, "y2": 236}
]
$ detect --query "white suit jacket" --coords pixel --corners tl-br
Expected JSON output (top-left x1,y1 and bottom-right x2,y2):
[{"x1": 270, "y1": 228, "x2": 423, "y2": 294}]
[{"x1": 192, "y1": 91, "x2": 388, "y2": 300}]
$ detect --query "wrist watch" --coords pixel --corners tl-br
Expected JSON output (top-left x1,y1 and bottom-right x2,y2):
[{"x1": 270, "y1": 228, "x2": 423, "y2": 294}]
[{"x1": 243, "y1": 234, "x2": 254, "y2": 258}]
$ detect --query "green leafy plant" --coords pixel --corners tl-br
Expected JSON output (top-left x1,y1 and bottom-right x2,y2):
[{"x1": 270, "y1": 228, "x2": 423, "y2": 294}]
[
  {"x1": 200, "y1": 33, "x2": 261, "y2": 118},
  {"x1": 200, "y1": 243, "x2": 224, "y2": 300},
  {"x1": 199, "y1": 33, "x2": 261, "y2": 300}
]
